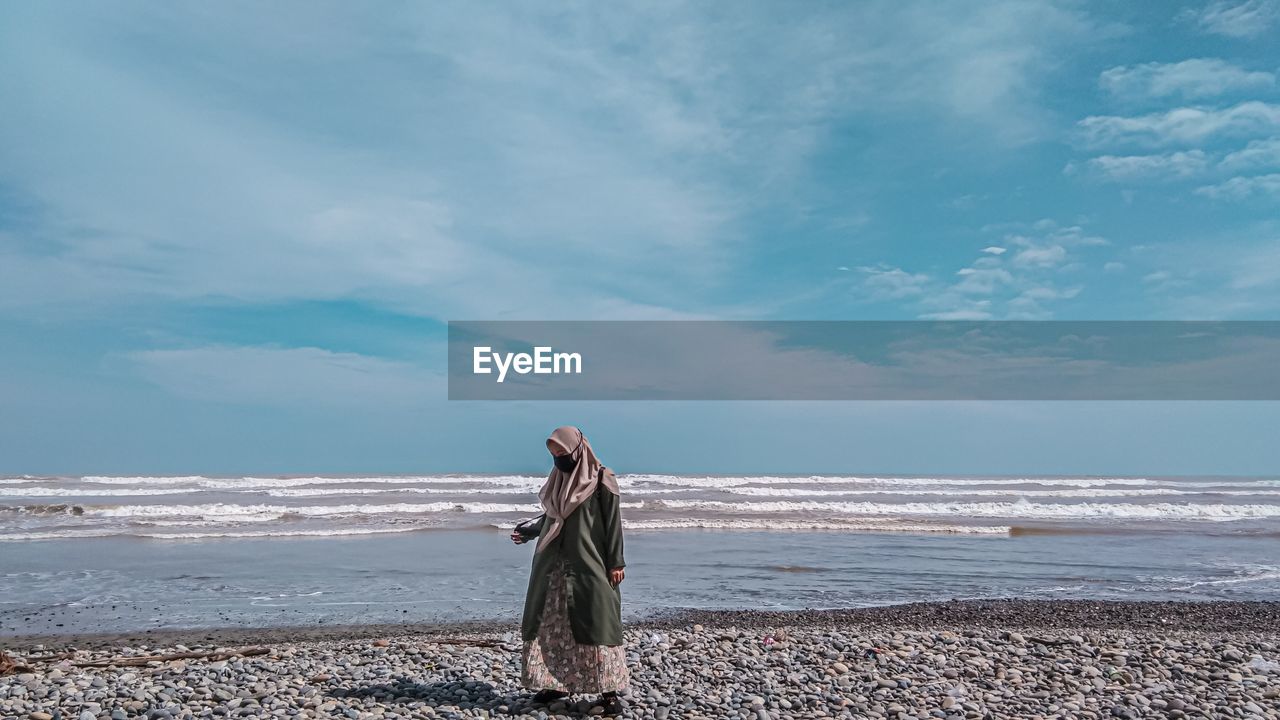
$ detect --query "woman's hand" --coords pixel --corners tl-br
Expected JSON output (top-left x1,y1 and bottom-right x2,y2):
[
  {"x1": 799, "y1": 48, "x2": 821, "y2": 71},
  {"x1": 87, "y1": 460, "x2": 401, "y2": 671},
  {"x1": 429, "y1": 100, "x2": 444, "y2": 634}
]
[
  {"x1": 510, "y1": 531, "x2": 528, "y2": 545},
  {"x1": 609, "y1": 567, "x2": 625, "y2": 586}
]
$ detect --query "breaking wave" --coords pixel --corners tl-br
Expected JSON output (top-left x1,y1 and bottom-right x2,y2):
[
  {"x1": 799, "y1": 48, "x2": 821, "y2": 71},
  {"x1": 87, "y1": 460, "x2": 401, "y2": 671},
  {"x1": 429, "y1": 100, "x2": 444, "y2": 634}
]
[{"x1": 648, "y1": 499, "x2": 1280, "y2": 520}]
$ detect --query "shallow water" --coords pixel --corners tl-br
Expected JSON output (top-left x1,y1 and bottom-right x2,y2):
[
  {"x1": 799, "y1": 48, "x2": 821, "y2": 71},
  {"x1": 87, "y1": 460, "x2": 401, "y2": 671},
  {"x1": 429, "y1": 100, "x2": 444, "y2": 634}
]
[{"x1": 2, "y1": 528, "x2": 1277, "y2": 636}]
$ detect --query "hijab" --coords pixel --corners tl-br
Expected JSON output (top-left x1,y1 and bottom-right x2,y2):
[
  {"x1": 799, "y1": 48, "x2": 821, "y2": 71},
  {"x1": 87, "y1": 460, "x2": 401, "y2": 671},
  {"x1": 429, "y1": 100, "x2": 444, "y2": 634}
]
[{"x1": 537, "y1": 425, "x2": 620, "y2": 551}]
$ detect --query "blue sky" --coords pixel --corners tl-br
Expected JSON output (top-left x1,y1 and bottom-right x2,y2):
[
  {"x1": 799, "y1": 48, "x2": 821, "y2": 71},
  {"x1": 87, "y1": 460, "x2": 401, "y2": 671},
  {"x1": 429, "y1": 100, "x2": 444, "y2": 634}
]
[{"x1": 2, "y1": 1, "x2": 1279, "y2": 476}]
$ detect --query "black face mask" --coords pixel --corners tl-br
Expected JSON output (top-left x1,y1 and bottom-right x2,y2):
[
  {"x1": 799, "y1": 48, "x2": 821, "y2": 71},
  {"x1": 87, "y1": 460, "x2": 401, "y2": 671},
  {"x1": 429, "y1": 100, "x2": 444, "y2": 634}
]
[{"x1": 553, "y1": 452, "x2": 578, "y2": 473}]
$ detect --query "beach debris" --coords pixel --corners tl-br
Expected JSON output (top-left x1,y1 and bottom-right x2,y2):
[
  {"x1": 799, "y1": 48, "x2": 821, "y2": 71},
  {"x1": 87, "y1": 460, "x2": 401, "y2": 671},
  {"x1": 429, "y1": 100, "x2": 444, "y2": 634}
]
[
  {"x1": 73, "y1": 646, "x2": 269, "y2": 668},
  {"x1": 23, "y1": 651, "x2": 79, "y2": 662},
  {"x1": 4, "y1": 615, "x2": 1280, "y2": 719},
  {"x1": 0, "y1": 650, "x2": 35, "y2": 675}
]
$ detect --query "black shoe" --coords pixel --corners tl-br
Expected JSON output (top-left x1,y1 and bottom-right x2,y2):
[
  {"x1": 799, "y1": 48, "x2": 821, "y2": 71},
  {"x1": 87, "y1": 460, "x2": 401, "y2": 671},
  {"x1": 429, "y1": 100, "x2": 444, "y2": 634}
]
[
  {"x1": 532, "y1": 689, "x2": 569, "y2": 704},
  {"x1": 599, "y1": 692, "x2": 625, "y2": 715}
]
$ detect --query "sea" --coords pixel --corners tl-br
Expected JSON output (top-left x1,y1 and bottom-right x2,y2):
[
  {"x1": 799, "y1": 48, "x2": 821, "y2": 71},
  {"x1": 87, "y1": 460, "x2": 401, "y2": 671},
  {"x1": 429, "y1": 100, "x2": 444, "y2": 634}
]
[{"x1": 2, "y1": 473, "x2": 1279, "y2": 636}]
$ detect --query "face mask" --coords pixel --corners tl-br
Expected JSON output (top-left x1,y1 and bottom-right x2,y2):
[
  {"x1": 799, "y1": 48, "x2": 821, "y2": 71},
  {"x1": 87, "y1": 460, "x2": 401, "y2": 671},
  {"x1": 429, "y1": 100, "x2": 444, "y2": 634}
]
[{"x1": 553, "y1": 452, "x2": 578, "y2": 473}]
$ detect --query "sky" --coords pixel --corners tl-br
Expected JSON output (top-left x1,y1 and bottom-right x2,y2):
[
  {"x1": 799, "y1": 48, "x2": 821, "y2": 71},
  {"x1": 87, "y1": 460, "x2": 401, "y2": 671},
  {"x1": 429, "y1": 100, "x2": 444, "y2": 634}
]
[{"x1": 2, "y1": 1, "x2": 1279, "y2": 476}]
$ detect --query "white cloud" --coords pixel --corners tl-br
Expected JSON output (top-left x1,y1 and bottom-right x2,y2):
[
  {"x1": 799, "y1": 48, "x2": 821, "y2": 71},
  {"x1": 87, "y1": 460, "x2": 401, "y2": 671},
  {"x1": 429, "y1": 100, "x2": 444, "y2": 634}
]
[
  {"x1": 1007, "y1": 224, "x2": 1107, "y2": 254},
  {"x1": 1078, "y1": 102, "x2": 1280, "y2": 148},
  {"x1": 857, "y1": 266, "x2": 932, "y2": 300},
  {"x1": 1008, "y1": 285, "x2": 1081, "y2": 318},
  {"x1": 1100, "y1": 59, "x2": 1275, "y2": 101},
  {"x1": 876, "y1": 221, "x2": 1112, "y2": 320},
  {"x1": 1068, "y1": 139, "x2": 1280, "y2": 186},
  {"x1": 0, "y1": 1, "x2": 1108, "y2": 324},
  {"x1": 1220, "y1": 137, "x2": 1280, "y2": 170},
  {"x1": 1181, "y1": 0, "x2": 1280, "y2": 38},
  {"x1": 1074, "y1": 150, "x2": 1210, "y2": 181},
  {"x1": 1139, "y1": 269, "x2": 1190, "y2": 294},
  {"x1": 1194, "y1": 173, "x2": 1280, "y2": 199},
  {"x1": 1012, "y1": 244, "x2": 1068, "y2": 267},
  {"x1": 955, "y1": 263, "x2": 1016, "y2": 294},
  {"x1": 127, "y1": 346, "x2": 444, "y2": 406}
]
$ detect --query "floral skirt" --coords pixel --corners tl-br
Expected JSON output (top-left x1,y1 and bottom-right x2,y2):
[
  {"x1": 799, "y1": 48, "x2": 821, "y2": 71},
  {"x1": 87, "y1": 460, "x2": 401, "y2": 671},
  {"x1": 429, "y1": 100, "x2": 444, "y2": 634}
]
[{"x1": 520, "y1": 564, "x2": 629, "y2": 694}]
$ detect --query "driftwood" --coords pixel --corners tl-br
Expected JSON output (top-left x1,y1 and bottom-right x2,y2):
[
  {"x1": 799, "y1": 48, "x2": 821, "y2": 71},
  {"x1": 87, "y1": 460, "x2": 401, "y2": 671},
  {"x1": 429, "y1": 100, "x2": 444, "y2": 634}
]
[
  {"x1": 73, "y1": 646, "x2": 269, "y2": 668},
  {"x1": 20, "y1": 651, "x2": 78, "y2": 663},
  {"x1": 1, "y1": 650, "x2": 34, "y2": 675}
]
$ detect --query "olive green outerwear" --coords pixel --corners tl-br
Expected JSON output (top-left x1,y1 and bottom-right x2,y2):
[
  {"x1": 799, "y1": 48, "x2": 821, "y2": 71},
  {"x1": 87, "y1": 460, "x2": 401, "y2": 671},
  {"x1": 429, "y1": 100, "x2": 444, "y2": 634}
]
[{"x1": 519, "y1": 470, "x2": 626, "y2": 646}]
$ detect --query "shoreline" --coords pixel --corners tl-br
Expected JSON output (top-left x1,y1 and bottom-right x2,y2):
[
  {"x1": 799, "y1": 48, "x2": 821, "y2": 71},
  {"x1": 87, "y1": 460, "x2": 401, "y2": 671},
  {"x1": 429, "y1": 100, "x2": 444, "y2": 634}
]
[
  {"x1": 4, "y1": 600, "x2": 1279, "y2": 719},
  {"x1": 6, "y1": 599, "x2": 1279, "y2": 652}
]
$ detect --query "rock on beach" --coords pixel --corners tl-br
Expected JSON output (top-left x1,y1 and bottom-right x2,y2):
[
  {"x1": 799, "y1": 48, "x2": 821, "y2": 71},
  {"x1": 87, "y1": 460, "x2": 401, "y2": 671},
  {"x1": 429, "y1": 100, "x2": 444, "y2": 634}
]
[{"x1": 2, "y1": 600, "x2": 1279, "y2": 719}]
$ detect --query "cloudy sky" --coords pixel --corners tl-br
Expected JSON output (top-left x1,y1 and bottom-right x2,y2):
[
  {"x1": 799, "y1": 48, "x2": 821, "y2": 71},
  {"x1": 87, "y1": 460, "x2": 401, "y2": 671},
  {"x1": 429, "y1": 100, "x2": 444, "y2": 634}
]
[{"x1": 2, "y1": 1, "x2": 1279, "y2": 475}]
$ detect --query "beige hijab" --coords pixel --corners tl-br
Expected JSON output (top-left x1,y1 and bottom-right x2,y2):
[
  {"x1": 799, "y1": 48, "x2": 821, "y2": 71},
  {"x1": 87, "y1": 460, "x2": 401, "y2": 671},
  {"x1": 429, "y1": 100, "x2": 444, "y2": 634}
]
[{"x1": 537, "y1": 425, "x2": 620, "y2": 551}]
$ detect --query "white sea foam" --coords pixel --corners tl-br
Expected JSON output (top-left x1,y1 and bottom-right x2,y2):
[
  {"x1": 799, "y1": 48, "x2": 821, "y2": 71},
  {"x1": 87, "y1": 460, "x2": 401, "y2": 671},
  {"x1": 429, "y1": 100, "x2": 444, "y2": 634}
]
[
  {"x1": 0, "y1": 487, "x2": 195, "y2": 497},
  {"x1": 264, "y1": 486, "x2": 540, "y2": 497},
  {"x1": 82, "y1": 502, "x2": 546, "y2": 520},
  {"x1": 263, "y1": 486, "x2": 697, "y2": 498},
  {"x1": 133, "y1": 527, "x2": 432, "y2": 540},
  {"x1": 8, "y1": 474, "x2": 1279, "y2": 542},
  {"x1": 0, "y1": 530, "x2": 120, "y2": 541},
  {"x1": 620, "y1": 474, "x2": 1162, "y2": 488},
  {"x1": 620, "y1": 518, "x2": 1011, "y2": 533},
  {"x1": 648, "y1": 499, "x2": 1280, "y2": 520},
  {"x1": 1171, "y1": 564, "x2": 1280, "y2": 590},
  {"x1": 52, "y1": 474, "x2": 1280, "y2": 493},
  {"x1": 10, "y1": 481, "x2": 1272, "y2": 500},
  {"x1": 78, "y1": 475, "x2": 545, "y2": 488},
  {"x1": 196, "y1": 476, "x2": 540, "y2": 489},
  {"x1": 722, "y1": 486, "x2": 1280, "y2": 498},
  {"x1": 0, "y1": 526, "x2": 432, "y2": 541},
  {"x1": 0, "y1": 477, "x2": 46, "y2": 485},
  {"x1": 80, "y1": 476, "x2": 212, "y2": 485}
]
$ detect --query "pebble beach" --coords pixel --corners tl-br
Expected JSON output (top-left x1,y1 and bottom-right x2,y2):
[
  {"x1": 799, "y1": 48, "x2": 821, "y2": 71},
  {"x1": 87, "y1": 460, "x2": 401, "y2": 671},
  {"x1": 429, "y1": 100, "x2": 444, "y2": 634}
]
[{"x1": 4, "y1": 601, "x2": 1280, "y2": 720}]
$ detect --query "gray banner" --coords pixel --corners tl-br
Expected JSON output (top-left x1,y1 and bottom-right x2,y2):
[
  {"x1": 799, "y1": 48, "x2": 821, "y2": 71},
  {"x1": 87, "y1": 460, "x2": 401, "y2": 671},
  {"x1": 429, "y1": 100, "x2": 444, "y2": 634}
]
[{"x1": 447, "y1": 321, "x2": 1280, "y2": 400}]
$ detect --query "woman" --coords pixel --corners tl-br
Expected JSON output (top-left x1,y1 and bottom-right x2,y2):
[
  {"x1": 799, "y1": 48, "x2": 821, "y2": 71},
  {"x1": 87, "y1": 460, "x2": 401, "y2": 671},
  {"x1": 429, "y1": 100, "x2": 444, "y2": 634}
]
[{"x1": 511, "y1": 426, "x2": 628, "y2": 714}]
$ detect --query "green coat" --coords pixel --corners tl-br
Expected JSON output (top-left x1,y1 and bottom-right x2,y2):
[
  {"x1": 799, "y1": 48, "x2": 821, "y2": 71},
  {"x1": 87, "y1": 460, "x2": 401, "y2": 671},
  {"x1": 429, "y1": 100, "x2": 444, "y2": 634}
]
[{"x1": 519, "y1": 474, "x2": 626, "y2": 646}]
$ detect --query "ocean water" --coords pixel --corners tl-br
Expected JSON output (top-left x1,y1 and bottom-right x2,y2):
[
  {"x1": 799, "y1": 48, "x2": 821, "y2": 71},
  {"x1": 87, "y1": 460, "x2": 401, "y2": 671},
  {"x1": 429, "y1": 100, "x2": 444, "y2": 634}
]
[{"x1": 2, "y1": 474, "x2": 1278, "y2": 635}]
